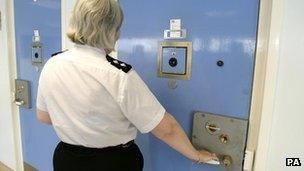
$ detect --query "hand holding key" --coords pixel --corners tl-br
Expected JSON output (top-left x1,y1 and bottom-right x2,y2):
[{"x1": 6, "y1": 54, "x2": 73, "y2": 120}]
[{"x1": 196, "y1": 150, "x2": 220, "y2": 165}]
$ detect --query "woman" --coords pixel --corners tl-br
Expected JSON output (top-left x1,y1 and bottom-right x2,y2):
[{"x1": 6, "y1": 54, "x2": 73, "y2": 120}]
[{"x1": 36, "y1": 0, "x2": 218, "y2": 170}]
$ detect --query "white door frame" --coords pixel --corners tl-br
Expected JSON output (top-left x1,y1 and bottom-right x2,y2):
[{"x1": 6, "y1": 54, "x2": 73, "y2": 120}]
[
  {"x1": 1, "y1": 0, "x2": 24, "y2": 170},
  {"x1": 253, "y1": 0, "x2": 284, "y2": 170},
  {"x1": 246, "y1": 0, "x2": 284, "y2": 170}
]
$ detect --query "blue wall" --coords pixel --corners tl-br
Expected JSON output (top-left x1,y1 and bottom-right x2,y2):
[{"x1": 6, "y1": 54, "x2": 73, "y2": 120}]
[{"x1": 14, "y1": 0, "x2": 259, "y2": 170}]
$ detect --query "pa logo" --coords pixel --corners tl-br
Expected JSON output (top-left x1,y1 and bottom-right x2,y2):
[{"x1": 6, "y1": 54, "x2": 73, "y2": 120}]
[{"x1": 286, "y1": 158, "x2": 302, "y2": 166}]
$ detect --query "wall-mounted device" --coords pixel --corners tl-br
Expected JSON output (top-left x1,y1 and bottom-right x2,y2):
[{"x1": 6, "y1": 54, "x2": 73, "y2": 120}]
[
  {"x1": 157, "y1": 41, "x2": 192, "y2": 80},
  {"x1": 192, "y1": 112, "x2": 248, "y2": 171},
  {"x1": 31, "y1": 30, "x2": 43, "y2": 67},
  {"x1": 14, "y1": 79, "x2": 31, "y2": 109}
]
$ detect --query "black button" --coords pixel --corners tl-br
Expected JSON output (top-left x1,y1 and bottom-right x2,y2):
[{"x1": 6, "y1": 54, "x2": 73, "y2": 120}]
[
  {"x1": 217, "y1": 60, "x2": 224, "y2": 67},
  {"x1": 169, "y1": 57, "x2": 178, "y2": 67}
]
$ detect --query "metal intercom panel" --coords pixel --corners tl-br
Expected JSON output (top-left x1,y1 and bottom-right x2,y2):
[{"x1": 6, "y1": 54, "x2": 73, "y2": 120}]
[
  {"x1": 157, "y1": 41, "x2": 192, "y2": 80},
  {"x1": 192, "y1": 112, "x2": 248, "y2": 171}
]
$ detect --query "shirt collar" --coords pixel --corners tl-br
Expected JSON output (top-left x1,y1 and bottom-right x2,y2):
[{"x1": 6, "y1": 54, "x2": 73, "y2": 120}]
[{"x1": 72, "y1": 43, "x2": 107, "y2": 60}]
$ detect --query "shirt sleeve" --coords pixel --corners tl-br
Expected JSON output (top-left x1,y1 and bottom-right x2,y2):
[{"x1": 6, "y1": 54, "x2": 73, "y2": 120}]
[
  {"x1": 118, "y1": 70, "x2": 165, "y2": 133},
  {"x1": 36, "y1": 71, "x2": 48, "y2": 112}
]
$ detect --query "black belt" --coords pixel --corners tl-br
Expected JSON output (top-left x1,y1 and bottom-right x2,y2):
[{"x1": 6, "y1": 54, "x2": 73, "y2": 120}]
[{"x1": 60, "y1": 140, "x2": 135, "y2": 154}]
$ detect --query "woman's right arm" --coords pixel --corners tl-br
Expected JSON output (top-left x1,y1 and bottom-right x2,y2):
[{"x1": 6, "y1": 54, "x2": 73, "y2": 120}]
[
  {"x1": 151, "y1": 112, "x2": 218, "y2": 163},
  {"x1": 119, "y1": 71, "x2": 217, "y2": 162}
]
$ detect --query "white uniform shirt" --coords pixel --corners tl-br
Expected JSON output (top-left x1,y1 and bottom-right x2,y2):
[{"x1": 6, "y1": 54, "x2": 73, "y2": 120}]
[{"x1": 36, "y1": 44, "x2": 165, "y2": 148}]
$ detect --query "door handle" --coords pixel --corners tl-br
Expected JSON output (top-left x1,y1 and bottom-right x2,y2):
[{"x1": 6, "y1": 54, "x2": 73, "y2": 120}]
[{"x1": 14, "y1": 99, "x2": 25, "y2": 106}]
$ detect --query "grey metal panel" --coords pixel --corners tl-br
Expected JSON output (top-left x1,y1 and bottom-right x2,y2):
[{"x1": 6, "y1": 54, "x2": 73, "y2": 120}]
[
  {"x1": 31, "y1": 45, "x2": 43, "y2": 65},
  {"x1": 192, "y1": 112, "x2": 248, "y2": 171},
  {"x1": 15, "y1": 79, "x2": 31, "y2": 109}
]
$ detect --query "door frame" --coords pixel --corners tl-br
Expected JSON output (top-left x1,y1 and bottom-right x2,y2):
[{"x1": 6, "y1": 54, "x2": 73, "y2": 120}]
[
  {"x1": 1, "y1": 0, "x2": 24, "y2": 170},
  {"x1": 246, "y1": 0, "x2": 284, "y2": 170}
]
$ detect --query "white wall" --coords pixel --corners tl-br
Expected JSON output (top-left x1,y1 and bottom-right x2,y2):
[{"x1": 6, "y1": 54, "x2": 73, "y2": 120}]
[
  {"x1": 266, "y1": 0, "x2": 304, "y2": 170},
  {"x1": 0, "y1": 0, "x2": 17, "y2": 170},
  {"x1": 0, "y1": 0, "x2": 22, "y2": 170},
  {"x1": 256, "y1": 0, "x2": 304, "y2": 170},
  {"x1": 61, "y1": 0, "x2": 77, "y2": 50}
]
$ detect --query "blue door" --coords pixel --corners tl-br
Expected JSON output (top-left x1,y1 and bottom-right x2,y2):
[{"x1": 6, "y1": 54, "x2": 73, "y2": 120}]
[
  {"x1": 14, "y1": 0, "x2": 61, "y2": 170},
  {"x1": 14, "y1": 0, "x2": 259, "y2": 170},
  {"x1": 118, "y1": 0, "x2": 259, "y2": 171}
]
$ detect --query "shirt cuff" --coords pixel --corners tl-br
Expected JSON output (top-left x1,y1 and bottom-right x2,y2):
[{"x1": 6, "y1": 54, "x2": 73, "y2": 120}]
[
  {"x1": 139, "y1": 106, "x2": 166, "y2": 134},
  {"x1": 36, "y1": 103, "x2": 48, "y2": 112}
]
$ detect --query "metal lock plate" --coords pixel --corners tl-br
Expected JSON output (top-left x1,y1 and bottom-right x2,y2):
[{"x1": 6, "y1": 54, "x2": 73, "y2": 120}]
[
  {"x1": 15, "y1": 79, "x2": 31, "y2": 109},
  {"x1": 157, "y1": 41, "x2": 192, "y2": 80},
  {"x1": 192, "y1": 112, "x2": 248, "y2": 171}
]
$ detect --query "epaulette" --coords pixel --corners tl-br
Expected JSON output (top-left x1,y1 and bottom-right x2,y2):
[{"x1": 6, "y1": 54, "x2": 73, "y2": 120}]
[
  {"x1": 51, "y1": 49, "x2": 68, "y2": 57},
  {"x1": 106, "y1": 55, "x2": 132, "y2": 73}
]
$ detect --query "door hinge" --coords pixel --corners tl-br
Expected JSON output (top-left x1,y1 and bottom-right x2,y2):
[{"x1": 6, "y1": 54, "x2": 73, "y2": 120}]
[{"x1": 243, "y1": 150, "x2": 255, "y2": 171}]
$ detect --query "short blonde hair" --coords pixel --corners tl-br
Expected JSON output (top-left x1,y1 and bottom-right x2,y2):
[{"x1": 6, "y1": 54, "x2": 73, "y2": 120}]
[{"x1": 67, "y1": 0, "x2": 123, "y2": 51}]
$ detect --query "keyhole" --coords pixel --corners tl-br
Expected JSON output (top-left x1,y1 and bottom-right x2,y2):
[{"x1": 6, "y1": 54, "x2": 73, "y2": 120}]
[
  {"x1": 205, "y1": 122, "x2": 220, "y2": 134},
  {"x1": 222, "y1": 155, "x2": 233, "y2": 167},
  {"x1": 219, "y1": 134, "x2": 229, "y2": 144}
]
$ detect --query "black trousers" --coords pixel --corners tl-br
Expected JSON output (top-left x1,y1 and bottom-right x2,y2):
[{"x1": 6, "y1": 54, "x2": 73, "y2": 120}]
[{"x1": 53, "y1": 141, "x2": 144, "y2": 171}]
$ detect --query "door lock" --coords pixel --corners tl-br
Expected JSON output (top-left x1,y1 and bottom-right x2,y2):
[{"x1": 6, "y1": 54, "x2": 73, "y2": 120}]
[
  {"x1": 14, "y1": 79, "x2": 31, "y2": 109},
  {"x1": 222, "y1": 155, "x2": 233, "y2": 167},
  {"x1": 192, "y1": 112, "x2": 248, "y2": 170},
  {"x1": 205, "y1": 122, "x2": 221, "y2": 134},
  {"x1": 219, "y1": 134, "x2": 229, "y2": 144}
]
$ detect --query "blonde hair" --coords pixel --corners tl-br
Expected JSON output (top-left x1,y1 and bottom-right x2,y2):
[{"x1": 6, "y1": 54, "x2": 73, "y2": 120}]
[{"x1": 67, "y1": 0, "x2": 123, "y2": 51}]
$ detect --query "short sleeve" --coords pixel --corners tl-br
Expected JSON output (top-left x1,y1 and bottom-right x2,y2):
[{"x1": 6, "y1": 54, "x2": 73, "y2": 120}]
[
  {"x1": 119, "y1": 70, "x2": 165, "y2": 133},
  {"x1": 36, "y1": 71, "x2": 48, "y2": 112}
]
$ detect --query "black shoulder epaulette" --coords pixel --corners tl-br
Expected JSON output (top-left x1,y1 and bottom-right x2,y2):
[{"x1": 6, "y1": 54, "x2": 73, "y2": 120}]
[
  {"x1": 51, "y1": 49, "x2": 68, "y2": 57},
  {"x1": 106, "y1": 55, "x2": 132, "y2": 73}
]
